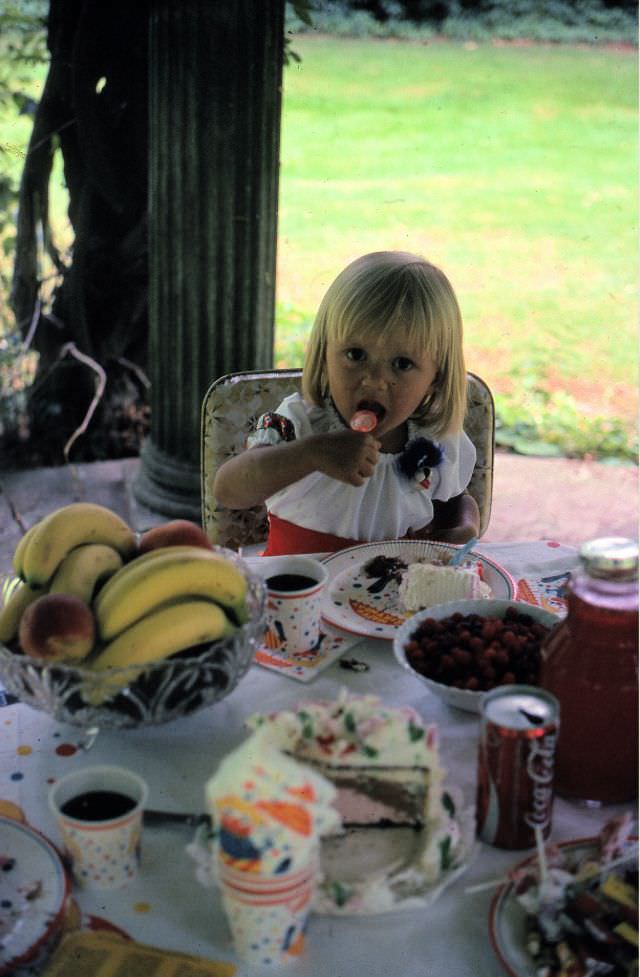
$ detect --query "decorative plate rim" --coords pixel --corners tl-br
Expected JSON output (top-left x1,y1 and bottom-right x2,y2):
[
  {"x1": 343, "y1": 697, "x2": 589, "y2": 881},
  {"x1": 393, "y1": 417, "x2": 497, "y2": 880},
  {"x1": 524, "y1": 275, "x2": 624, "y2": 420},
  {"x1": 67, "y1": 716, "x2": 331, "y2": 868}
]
[
  {"x1": 488, "y1": 836, "x2": 600, "y2": 977},
  {"x1": 0, "y1": 817, "x2": 71, "y2": 975},
  {"x1": 320, "y1": 540, "x2": 516, "y2": 640}
]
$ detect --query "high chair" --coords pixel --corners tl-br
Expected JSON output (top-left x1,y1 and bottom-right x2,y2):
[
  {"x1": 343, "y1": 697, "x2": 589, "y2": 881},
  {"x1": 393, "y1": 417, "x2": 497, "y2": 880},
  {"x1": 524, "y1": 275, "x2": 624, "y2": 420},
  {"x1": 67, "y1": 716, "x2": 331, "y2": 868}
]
[{"x1": 201, "y1": 369, "x2": 494, "y2": 550}]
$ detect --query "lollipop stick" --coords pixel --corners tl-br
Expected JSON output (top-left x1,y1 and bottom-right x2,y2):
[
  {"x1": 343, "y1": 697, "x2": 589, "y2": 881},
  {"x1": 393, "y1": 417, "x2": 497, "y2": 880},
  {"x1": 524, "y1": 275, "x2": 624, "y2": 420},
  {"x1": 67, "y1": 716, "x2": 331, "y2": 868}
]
[
  {"x1": 464, "y1": 876, "x2": 510, "y2": 894},
  {"x1": 534, "y1": 825, "x2": 549, "y2": 883}
]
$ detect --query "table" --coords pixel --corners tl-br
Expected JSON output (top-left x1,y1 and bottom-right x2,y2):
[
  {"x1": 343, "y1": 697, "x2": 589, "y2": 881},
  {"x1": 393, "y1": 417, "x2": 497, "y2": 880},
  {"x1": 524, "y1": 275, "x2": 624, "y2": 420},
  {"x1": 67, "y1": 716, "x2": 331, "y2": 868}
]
[{"x1": 1, "y1": 541, "x2": 633, "y2": 977}]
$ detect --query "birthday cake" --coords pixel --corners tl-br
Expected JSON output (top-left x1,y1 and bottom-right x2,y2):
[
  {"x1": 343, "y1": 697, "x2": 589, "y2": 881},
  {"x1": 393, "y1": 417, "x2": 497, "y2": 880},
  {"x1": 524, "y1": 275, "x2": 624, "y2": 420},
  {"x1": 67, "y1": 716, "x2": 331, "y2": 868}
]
[
  {"x1": 399, "y1": 562, "x2": 491, "y2": 612},
  {"x1": 248, "y1": 691, "x2": 471, "y2": 913}
]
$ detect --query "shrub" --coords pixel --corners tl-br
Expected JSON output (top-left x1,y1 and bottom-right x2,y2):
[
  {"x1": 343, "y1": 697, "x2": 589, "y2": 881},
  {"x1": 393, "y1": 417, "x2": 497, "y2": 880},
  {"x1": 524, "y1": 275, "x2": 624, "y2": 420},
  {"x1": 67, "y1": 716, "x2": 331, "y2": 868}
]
[{"x1": 287, "y1": 0, "x2": 638, "y2": 42}]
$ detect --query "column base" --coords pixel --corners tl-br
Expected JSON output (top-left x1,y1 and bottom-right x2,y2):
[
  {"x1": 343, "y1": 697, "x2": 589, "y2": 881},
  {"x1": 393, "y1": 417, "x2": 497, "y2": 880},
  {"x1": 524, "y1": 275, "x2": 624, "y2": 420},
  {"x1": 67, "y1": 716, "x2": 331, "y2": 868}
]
[{"x1": 132, "y1": 438, "x2": 202, "y2": 522}]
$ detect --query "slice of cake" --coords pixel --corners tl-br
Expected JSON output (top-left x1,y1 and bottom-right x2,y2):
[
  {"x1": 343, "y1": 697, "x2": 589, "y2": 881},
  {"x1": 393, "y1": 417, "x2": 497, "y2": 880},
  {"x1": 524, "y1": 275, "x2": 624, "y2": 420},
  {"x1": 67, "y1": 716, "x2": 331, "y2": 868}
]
[
  {"x1": 399, "y1": 562, "x2": 491, "y2": 612},
  {"x1": 247, "y1": 690, "x2": 469, "y2": 913}
]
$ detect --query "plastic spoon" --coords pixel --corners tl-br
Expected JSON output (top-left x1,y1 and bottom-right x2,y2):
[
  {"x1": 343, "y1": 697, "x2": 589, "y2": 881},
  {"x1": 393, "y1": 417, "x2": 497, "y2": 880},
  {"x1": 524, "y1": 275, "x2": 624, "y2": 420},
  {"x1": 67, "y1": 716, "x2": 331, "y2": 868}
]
[{"x1": 449, "y1": 536, "x2": 478, "y2": 567}]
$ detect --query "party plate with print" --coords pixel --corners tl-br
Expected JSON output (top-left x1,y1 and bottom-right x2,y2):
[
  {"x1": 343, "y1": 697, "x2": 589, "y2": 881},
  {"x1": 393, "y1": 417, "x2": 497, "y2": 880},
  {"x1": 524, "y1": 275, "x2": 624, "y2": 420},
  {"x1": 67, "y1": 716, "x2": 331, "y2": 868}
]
[
  {"x1": 321, "y1": 540, "x2": 515, "y2": 640},
  {"x1": 0, "y1": 817, "x2": 71, "y2": 976}
]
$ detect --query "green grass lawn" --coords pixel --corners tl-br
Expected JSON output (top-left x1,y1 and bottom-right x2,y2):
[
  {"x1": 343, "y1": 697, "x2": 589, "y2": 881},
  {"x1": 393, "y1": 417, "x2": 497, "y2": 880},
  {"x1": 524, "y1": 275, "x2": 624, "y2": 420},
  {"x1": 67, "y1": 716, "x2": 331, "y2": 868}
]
[
  {"x1": 1, "y1": 35, "x2": 637, "y2": 459},
  {"x1": 275, "y1": 37, "x2": 637, "y2": 458}
]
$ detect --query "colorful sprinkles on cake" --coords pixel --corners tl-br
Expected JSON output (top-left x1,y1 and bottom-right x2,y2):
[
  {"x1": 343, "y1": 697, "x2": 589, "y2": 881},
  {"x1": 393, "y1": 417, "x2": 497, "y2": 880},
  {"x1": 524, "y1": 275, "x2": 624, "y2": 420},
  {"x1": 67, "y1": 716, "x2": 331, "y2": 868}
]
[
  {"x1": 247, "y1": 691, "x2": 473, "y2": 914},
  {"x1": 249, "y1": 690, "x2": 440, "y2": 769},
  {"x1": 206, "y1": 727, "x2": 339, "y2": 875}
]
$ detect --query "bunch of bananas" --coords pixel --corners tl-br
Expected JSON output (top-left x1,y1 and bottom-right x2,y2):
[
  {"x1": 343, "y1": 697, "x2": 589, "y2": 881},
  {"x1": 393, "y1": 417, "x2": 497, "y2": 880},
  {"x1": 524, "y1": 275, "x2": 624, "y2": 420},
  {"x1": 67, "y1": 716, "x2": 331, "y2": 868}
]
[{"x1": 0, "y1": 503, "x2": 249, "y2": 701}]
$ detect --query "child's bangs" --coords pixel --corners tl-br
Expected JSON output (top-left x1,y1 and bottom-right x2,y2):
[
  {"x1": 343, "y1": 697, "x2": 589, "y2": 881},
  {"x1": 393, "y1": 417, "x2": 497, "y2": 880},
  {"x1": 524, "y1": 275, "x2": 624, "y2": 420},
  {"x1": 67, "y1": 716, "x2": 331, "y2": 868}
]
[{"x1": 331, "y1": 285, "x2": 441, "y2": 358}]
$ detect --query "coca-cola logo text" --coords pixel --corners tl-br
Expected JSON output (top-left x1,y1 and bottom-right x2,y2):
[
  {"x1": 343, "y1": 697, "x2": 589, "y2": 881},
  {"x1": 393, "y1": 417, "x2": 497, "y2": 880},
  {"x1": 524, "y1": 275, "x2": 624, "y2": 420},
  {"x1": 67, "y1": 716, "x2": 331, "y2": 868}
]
[{"x1": 523, "y1": 733, "x2": 556, "y2": 829}]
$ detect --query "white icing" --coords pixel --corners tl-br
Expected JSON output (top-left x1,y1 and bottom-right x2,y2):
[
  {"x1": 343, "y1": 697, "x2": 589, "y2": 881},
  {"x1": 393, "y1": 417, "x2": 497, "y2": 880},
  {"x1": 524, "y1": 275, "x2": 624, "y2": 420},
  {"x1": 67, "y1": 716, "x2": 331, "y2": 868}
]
[
  {"x1": 205, "y1": 726, "x2": 339, "y2": 873},
  {"x1": 399, "y1": 562, "x2": 491, "y2": 611},
  {"x1": 248, "y1": 689, "x2": 441, "y2": 771},
  {"x1": 247, "y1": 691, "x2": 471, "y2": 912}
]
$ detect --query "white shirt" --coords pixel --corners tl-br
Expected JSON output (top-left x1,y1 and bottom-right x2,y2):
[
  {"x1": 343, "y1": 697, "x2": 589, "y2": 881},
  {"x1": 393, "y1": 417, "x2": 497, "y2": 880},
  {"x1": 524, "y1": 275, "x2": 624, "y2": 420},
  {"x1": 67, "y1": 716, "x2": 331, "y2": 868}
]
[{"x1": 247, "y1": 393, "x2": 476, "y2": 542}]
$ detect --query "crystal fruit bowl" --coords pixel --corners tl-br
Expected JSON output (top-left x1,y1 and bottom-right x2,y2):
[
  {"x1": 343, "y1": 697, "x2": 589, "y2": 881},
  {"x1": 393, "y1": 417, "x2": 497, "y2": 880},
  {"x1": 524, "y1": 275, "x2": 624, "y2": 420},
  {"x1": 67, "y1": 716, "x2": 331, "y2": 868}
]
[{"x1": 0, "y1": 549, "x2": 266, "y2": 730}]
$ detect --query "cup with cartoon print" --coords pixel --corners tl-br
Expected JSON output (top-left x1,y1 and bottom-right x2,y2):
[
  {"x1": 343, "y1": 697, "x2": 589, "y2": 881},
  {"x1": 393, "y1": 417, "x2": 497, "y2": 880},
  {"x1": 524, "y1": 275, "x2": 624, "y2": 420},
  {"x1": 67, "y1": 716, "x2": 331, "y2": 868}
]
[{"x1": 261, "y1": 556, "x2": 329, "y2": 657}]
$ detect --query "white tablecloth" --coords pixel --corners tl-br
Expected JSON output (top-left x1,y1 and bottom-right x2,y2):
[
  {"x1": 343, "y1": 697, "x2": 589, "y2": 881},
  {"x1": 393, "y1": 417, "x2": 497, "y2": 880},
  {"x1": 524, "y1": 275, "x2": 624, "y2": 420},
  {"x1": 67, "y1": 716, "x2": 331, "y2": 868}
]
[{"x1": 1, "y1": 542, "x2": 632, "y2": 977}]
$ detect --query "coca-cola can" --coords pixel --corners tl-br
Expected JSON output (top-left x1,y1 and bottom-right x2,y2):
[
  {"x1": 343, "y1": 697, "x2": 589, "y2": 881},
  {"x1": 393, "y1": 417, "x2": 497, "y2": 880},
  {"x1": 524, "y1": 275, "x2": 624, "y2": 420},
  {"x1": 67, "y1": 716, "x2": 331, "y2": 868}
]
[{"x1": 476, "y1": 684, "x2": 560, "y2": 850}]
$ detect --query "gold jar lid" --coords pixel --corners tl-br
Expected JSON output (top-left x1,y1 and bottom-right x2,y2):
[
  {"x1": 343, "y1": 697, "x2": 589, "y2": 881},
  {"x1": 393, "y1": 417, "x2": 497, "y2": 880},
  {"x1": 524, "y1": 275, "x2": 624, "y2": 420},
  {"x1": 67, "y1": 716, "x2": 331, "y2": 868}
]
[{"x1": 579, "y1": 537, "x2": 639, "y2": 579}]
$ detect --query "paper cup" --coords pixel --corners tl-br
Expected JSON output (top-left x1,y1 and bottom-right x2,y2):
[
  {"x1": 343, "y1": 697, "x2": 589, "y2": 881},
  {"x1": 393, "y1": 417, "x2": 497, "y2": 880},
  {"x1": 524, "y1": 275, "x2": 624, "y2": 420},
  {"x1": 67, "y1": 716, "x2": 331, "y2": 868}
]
[
  {"x1": 217, "y1": 856, "x2": 318, "y2": 966},
  {"x1": 48, "y1": 765, "x2": 148, "y2": 890},
  {"x1": 262, "y1": 556, "x2": 329, "y2": 656}
]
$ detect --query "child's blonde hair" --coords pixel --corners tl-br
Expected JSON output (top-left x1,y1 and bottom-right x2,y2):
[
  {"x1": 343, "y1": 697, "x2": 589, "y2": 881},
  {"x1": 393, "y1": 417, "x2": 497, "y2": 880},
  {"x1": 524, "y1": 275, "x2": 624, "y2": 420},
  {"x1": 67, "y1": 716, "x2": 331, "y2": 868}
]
[{"x1": 302, "y1": 251, "x2": 468, "y2": 437}]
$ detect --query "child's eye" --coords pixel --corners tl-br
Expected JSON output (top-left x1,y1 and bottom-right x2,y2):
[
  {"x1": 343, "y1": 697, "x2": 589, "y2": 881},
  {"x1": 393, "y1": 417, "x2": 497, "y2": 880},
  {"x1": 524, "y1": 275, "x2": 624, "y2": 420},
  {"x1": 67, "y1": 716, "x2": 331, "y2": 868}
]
[
  {"x1": 393, "y1": 356, "x2": 415, "y2": 372},
  {"x1": 345, "y1": 347, "x2": 366, "y2": 363}
]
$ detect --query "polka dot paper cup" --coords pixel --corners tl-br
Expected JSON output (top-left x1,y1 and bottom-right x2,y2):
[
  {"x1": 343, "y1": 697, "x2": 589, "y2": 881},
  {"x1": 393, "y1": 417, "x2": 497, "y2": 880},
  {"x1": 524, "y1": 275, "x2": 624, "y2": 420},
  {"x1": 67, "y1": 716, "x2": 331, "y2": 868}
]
[
  {"x1": 217, "y1": 855, "x2": 318, "y2": 967},
  {"x1": 261, "y1": 557, "x2": 329, "y2": 657},
  {"x1": 48, "y1": 764, "x2": 148, "y2": 890}
]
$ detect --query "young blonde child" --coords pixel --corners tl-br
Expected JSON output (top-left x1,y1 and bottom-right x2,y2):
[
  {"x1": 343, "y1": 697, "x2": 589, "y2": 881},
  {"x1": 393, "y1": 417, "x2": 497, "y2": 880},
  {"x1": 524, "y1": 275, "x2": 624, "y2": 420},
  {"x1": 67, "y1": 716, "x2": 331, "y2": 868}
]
[{"x1": 214, "y1": 251, "x2": 480, "y2": 555}]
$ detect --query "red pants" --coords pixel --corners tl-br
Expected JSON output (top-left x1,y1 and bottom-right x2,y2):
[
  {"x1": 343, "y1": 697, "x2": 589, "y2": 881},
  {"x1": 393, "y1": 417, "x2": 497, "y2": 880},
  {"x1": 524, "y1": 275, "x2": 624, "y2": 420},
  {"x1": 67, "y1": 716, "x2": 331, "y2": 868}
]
[{"x1": 262, "y1": 512, "x2": 410, "y2": 556}]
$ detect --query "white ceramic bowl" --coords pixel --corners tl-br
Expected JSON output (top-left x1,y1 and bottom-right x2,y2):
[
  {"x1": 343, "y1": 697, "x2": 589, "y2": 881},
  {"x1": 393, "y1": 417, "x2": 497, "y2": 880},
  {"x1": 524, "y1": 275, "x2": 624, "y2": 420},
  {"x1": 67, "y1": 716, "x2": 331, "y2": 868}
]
[{"x1": 393, "y1": 599, "x2": 559, "y2": 714}]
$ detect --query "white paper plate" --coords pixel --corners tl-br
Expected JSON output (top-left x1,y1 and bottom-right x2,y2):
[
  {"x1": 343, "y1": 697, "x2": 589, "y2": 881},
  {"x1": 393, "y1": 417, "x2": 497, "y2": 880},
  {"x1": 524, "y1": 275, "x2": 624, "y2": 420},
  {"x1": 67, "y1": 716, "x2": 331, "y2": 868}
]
[
  {"x1": 315, "y1": 794, "x2": 479, "y2": 916},
  {"x1": 321, "y1": 540, "x2": 516, "y2": 640},
  {"x1": 0, "y1": 818, "x2": 70, "y2": 975},
  {"x1": 489, "y1": 838, "x2": 598, "y2": 977}
]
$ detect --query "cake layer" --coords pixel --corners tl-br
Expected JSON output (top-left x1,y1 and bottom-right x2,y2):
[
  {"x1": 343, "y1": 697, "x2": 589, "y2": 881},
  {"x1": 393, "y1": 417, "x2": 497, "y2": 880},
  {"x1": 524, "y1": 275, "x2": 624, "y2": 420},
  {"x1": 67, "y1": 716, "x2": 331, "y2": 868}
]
[
  {"x1": 248, "y1": 692, "x2": 446, "y2": 827},
  {"x1": 246, "y1": 691, "x2": 465, "y2": 912},
  {"x1": 302, "y1": 759, "x2": 428, "y2": 828},
  {"x1": 399, "y1": 562, "x2": 491, "y2": 611}
]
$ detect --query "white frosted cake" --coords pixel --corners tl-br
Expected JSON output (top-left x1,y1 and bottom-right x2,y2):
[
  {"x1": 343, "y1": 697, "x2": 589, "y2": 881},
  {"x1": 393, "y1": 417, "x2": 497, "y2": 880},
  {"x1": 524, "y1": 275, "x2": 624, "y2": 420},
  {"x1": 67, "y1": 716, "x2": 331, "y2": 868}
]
[
  {"x1": 248, "y1": 691, "x2": 469, "y2": 913},
  {"x1": 399, "y1": 562, "x2": 491, "y2": 612}
]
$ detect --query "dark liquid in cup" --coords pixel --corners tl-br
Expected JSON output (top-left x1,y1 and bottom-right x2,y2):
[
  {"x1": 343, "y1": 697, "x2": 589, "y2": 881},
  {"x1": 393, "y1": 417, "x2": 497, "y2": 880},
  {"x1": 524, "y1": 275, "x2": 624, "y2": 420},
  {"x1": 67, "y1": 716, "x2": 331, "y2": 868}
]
[
  {"x1": 61, "y1": 790, "x2": 136, "y2": 821},
  {"x1": 266, "y1": 573, "x2": 318, "y2": 592}
]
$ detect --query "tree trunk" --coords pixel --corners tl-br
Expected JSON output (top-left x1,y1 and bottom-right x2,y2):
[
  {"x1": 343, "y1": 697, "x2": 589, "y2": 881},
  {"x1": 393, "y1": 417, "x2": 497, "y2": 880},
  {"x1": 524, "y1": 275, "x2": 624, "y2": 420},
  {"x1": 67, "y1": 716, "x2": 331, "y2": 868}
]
[{"x1": 10, "y1": 0, "x2": 150, "y2": 465}]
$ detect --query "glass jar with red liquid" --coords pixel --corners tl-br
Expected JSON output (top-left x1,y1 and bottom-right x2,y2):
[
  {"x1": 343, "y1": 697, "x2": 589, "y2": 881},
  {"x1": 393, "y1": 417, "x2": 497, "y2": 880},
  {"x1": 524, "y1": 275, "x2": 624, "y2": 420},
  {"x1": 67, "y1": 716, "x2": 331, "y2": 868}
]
[{"x1": 539, "y1": 537, "x2": 638, "y2": 805}]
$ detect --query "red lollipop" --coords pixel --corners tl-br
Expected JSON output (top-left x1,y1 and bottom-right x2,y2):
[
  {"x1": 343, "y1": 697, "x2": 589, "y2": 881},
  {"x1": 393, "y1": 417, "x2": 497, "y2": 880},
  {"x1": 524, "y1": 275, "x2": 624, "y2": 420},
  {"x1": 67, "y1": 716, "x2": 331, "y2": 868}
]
[{"x1": 350, "y1": 410, "x2": 378, "y2": 433}]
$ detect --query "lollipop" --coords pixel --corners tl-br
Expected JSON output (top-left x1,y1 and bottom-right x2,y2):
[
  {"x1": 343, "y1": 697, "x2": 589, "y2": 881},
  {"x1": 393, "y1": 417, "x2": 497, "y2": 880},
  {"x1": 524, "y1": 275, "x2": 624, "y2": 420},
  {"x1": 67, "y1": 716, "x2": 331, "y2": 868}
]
[{"x1": 350, "y1": 410, "x2": 378, "y2": 433}]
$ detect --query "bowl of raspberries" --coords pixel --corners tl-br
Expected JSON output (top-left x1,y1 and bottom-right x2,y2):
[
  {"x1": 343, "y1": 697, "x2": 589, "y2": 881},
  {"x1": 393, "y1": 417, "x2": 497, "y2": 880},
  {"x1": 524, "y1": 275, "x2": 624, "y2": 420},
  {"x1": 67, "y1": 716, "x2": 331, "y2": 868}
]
[{"x1": 393, "y1": 599, "x2": 559, "y2": 713}]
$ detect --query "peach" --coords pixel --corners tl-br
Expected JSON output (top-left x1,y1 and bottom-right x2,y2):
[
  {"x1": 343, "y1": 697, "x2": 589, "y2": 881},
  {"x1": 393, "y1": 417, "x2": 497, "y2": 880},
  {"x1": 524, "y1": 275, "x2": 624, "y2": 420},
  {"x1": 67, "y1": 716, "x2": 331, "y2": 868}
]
[
  {"x1": 138, "y1": 519, "x2": 212, "y2": 554},
  {"x1": 19, "y1": 593, "x2": 96, "y2": 663}
]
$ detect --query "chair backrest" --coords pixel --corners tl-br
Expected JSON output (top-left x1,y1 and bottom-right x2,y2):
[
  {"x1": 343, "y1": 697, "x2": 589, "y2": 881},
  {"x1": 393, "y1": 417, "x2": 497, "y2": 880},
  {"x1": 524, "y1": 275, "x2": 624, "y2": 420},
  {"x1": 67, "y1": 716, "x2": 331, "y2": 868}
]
[{"x1": 201, "y1": 368, "x2": 494, "y2": 549}]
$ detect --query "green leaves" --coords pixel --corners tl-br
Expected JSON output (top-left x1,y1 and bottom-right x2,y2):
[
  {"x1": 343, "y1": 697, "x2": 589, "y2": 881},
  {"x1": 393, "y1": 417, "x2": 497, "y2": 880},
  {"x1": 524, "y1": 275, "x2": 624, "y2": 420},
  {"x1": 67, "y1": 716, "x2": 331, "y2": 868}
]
[
  {"x1": 494, "y1": 386, "x2": 637, "y2": 462},
  {"x1": 408, "y1": 720, "x2": 425, "y2": 742}
]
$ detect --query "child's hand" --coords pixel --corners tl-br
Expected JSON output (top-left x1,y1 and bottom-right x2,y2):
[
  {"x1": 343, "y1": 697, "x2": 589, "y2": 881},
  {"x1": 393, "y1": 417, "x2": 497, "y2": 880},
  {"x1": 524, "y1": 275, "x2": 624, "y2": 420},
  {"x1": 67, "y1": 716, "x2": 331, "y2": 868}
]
[
  {"x1": 315, "y1": 430, "x2": 381, "y2": 486},
  {"x1": 410, "y1": 494, "x2": 480, "y2": 543}
]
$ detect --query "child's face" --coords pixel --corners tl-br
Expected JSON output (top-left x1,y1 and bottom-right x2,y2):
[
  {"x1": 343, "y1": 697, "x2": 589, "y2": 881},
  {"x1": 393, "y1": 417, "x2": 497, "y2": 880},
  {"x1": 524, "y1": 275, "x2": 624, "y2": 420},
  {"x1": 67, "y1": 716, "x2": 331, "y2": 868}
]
[{"x1": 325, "y1": 330, "x2": 437, "y2": 446}]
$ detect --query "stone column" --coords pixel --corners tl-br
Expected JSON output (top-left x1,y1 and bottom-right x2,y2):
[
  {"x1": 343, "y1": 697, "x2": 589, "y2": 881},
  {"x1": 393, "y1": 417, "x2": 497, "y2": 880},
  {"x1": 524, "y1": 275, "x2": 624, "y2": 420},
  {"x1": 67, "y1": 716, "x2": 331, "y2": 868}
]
[{"x1": 134, "y1": 0, "x2": 285, "y2": 519}]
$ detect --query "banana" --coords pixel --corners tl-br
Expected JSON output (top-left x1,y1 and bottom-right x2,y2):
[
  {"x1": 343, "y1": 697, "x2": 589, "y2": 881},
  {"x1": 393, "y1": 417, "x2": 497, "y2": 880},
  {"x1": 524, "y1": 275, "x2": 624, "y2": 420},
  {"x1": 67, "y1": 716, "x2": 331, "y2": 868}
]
[
  {"x1": 123, "y1": 544, "x2": 221, "y2": 569},
  {"x1": 0, "y1": 579, "x2": 41, "y2": 644},
  {"x1": 21, "y1": 503, "x2": 137, "y2": 588},
  {"x1": 49, "y1": 543, "x2": 123, "y2": 604},
  {"x1": 85, "y1": 598, "x2": 236, "y2": 703},
  {"x1": 94, "y1": 546, "x2": 248, "y2": 641},
  {"x1": 12, "y1": 522, "x2": 41, "y2": 579}
]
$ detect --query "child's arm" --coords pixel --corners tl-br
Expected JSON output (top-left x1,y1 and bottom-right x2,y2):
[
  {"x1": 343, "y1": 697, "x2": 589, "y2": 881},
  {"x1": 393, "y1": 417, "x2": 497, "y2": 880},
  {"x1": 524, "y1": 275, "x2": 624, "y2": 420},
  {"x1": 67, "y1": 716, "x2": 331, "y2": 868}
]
[
  {"x1": 213, "y1": 430, "x2": 381, "y2": 510},
  {"x1": 410, "y1": 492, "x2": 480, "y2": 544}
]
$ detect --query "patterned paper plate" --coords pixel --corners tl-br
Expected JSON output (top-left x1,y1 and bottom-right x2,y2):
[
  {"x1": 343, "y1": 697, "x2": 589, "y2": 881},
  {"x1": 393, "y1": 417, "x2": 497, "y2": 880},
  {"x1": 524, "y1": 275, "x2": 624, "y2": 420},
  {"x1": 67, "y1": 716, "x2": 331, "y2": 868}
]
[
  {"x1": 321, "y1": 540, "x2": 515, "y2": 640},
  {"x1": 489, "y1": 839, "x2": 596, "y2": 977},
  {"x1": 0, "y1": 818, "x2": 71, "y2": 976}
]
